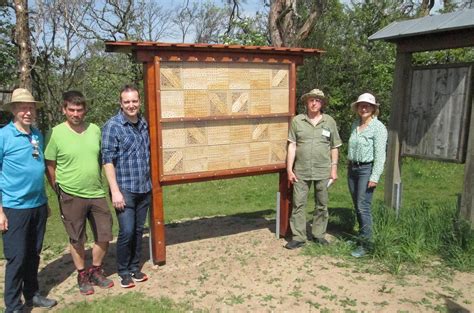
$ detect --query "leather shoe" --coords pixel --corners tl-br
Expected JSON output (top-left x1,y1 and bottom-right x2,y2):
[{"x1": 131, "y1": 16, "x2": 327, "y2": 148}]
[
  {"x1": 25, "y1": 294, "x2": 57, "y2": 309},
  {"x1": 313, "y1": 237, "x2": 330, "y2": 246},
  {"x1": 284, "y1": 240, "x2": 305, "y2": 250}
]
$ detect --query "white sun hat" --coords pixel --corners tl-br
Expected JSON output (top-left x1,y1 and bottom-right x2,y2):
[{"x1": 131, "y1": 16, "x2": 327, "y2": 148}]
[{"x1": 351, "y1": 93, "x2": 379, "y2": 111}]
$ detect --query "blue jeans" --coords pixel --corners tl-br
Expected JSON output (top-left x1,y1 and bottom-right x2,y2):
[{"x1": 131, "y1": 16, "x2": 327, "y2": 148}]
[
  {"x1": 116, "y1": 189, "x2": 151, "y2": 277},
  {"x1": 347, "y1": 164, "x2": 374, "y2": 243},
  {"x1": 2, "y1": 204, "x2": 47, "y2": 313}
]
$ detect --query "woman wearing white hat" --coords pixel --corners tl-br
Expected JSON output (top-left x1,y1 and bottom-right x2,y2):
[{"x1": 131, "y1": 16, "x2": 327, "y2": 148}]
[{"x1": 347, "y1": 93, "x2": 387, "y2": 258}]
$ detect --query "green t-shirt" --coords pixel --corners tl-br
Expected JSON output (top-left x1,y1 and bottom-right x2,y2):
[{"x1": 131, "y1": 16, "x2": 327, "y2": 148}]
[
  {"x1": 288, "y1": 114, "x2": 342, "y2": 180},
  {"x1": 45, "y1": 122, "x2": 105, "y2": 198}
]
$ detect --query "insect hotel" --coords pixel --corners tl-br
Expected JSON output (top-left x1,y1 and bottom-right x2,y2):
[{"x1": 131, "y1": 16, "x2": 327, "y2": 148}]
[{"x1": 105, "y1": 42, "x2": 322, "y2": 264}]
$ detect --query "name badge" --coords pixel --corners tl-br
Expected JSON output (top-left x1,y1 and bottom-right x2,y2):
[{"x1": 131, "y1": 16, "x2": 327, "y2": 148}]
[{"x1": 322, "y1": 129, "x2": 330, "y2": 138}]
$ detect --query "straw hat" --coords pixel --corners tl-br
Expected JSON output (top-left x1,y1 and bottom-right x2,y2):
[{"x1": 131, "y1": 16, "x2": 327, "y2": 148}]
[
  {"x1": 351, "y1": 93, "x2": 379, "y2": 111},
  {"x1": 300, "y1": 88, "x2": 327, "y2": 104},
  {"x1": 2, "y1": 88, "x2": 44, "y2": 111}
]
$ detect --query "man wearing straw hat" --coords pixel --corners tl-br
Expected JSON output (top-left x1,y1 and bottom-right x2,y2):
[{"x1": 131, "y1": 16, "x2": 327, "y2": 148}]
[
  {"x1": 0, "y1": 88, "x2": 57, "y2": 312},
  {"x1": 285, "y1": 88, "x2": 342, "y2": 250},
  {"x1": 45, "y1": 90, "x2": 114, "y2": 295}
]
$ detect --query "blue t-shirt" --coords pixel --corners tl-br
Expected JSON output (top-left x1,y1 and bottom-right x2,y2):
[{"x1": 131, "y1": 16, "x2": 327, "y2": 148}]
[{"x1": 0, "y1": 122, "x2": 47, "y2": 209}]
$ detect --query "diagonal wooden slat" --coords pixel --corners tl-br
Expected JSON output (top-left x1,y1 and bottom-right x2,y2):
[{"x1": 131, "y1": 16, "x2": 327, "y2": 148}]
[
  {"x1": 231, "y1": 92, "x2": 249, "y2": 113},
  {"x1": 161, "y1": 68, "x2": 181, "y2": 88},
  {"x1": 164, "y1": 150, "x2": 183, "y2": 172},
  {"x1": 252, "y1": 123, "x2": 269, "y2": 140},
  {"x1": 187, "y1": 127, "x2": 206, "y2": 144},
  {"x1": 209, "y1": 92, "x2": 227, "y2": 114},
  {"x1": 272, "y1": 70, "x2": 287, "y2": 87}
]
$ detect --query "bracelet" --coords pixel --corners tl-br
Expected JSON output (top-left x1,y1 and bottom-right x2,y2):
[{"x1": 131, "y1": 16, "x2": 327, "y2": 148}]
[{"x1": 331, "y1": 162, "x2": 338, "y2": 165}]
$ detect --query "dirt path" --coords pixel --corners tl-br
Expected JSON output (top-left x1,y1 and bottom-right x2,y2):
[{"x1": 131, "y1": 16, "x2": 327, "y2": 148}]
[{"x1": 2, "y1": 216, "x2": 473, "y2": 312}]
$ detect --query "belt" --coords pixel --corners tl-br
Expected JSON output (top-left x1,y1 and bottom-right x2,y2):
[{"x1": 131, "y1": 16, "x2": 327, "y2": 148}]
[{"x1": 349, "y1": 161, "x2": 373, "y2": 166}]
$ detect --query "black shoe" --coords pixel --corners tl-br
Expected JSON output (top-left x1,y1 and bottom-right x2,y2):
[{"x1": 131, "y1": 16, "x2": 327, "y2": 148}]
[
  {"x1": 120, "y1": 274, "x2": 136, "y2": 288},
  {"x1": 284, "y1": 240, "x2": 305, "y2": 250},
  {"x1": 131, "y1": 271, "x2": 148, "y2": 282},
  {"x1": 25, "y1": 294, "x2": 57, "y2": 309},
  {"x1": 313, "y1": 237, "x2": 330, "y2": 246}
]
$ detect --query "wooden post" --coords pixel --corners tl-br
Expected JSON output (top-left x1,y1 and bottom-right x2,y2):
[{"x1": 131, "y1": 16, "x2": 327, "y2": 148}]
[
  {"x1": 384, "y1": 51, "x2": 412, "y2": 208},
  {"x1": 460, "y1": 92, "x2": 474, "y2": 226},
  {"x1": 144, "y1": 57, "x2": 166, "y2": 265},
  {"x1": 279, "y1": 171, "x2": 292, "y2": 237}
]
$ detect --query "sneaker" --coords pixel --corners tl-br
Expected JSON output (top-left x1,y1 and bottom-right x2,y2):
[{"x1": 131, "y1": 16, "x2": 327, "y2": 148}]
[
  {"x1": 351, "y1": 246, "x2": 367, "y2": 258},
  {"x1": 77, "y1": 270, "x2": 94, "y2": 295},
  {"x1": 284, "y1": 240, "x2": 305, "y2": 250},
  {"x1": 120, "y1": 274, "x2": 136, "y2": 288},
  {"x1": 25, "y1": 293, "x2": 57, "y2": 308},
  {"x1": 131, "y1": 271, "x2": 148, "y2": 282},
  {"x1": 89, "y1": 266, "x2": 114, "y2": 289}
]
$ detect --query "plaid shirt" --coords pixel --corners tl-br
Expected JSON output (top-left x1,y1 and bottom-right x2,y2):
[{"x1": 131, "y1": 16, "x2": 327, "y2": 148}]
[{"x1": 101, "y1": 111, "x2": 152, "y2": 193}]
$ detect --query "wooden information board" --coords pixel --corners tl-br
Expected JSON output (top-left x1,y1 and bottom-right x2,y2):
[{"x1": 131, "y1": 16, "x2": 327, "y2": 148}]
[{"x1": 105, "y1": 42, "x2": 322, "y2": 264}]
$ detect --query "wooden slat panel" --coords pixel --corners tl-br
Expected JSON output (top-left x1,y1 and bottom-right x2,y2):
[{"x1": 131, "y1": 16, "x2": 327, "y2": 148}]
[
  {"x1": 402, "y1": 64, "x2": 471, "y2": 162},
  {"x1": 160, "y1": 117, "x2": 288, "y2": 177}
]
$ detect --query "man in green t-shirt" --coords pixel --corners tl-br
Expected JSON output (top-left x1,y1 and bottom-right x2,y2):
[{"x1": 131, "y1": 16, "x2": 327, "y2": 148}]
[
  {"x1": 45, "y1": 91, "x2": 114, "y2": 295},
  {"x1": 285, "y1": 88, "x2": 342, "y2": 250}
]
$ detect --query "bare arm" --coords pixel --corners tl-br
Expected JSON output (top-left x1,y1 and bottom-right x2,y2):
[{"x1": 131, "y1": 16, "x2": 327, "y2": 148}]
[
  {"x1": 286, "y1": 141, "x2": 298, "y2": 183},
  {"x1": 103, "y1": 163, "x2": 125, "y2": 210},
  {"x1": 330, "y1": 148, "x2": 339, "y2": 181},
  {"x1": 45, "y1": 160, "x2": 57, "y2": 191},
  {"x1": 0, "y1": 205, "x2": 7, "y2": 231}
]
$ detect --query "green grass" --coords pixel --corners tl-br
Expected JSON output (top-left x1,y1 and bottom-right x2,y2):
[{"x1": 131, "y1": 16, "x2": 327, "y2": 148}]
[
  {"x1": 1, "y1": 157, "x2": 472, "y2": 276},
  {"x1": 60, "y1": 292, "x2": 202, "y2": 313},
  {"x1": 303, "y1": 157, "x2": 474, "y2": 274}
]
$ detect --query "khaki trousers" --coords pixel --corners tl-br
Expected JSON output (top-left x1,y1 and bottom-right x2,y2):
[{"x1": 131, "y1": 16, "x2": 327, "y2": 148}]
[{"x1": 290, "y1": 179, "x2": 329, "y2": 242}]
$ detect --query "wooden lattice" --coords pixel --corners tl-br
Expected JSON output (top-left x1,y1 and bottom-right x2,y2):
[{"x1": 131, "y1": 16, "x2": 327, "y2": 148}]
[
  {"x1": 161, "y1": 62, "x2": 289, "y2": 118},
  {"x1": 160, "y1": 61, "x2": 290, "y2": 175}
]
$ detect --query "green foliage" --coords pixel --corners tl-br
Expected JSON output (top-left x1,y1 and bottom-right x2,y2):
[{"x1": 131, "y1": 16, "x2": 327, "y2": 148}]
[
  {"x1": 220, "y1": 15, "x2": 269, "y2": 46},
  {"x1": 412, "y1": 48, "x2": 474, "y2": 66},
  {"x1": 61, "y1": 292, "x2": 200, "y2": 313},
  {"x1": 81, "y1": 41, "x2": 142, "y2": 126},
  {"x1": 298, "y1": 0, "x2": 410, "y2": 141},
  {"x1": 0, "y1": 7, "x2": 16, "y2": 86}
]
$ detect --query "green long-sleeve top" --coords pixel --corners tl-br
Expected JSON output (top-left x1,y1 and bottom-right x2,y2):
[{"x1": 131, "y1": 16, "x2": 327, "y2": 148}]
[{"x1": 347, "y1": 117, "x2": 388, "y2": 183}]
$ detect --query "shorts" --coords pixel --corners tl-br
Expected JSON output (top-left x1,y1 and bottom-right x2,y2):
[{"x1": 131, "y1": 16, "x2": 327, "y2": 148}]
[{"x1": 58, "y1": 189, "x2": 113, "y2": 244}]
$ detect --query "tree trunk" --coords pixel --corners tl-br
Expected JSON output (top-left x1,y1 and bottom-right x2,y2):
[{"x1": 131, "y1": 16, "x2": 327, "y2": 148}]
[
  {"x1": 269, "y1": 0, "x2": 322, "y2": 47},
  {"x1": 14, "y1": 0, "x2": 32, "y2": 90},
  {"x1": 419, "y1": 0, "x2": 435, "y2": 16}
]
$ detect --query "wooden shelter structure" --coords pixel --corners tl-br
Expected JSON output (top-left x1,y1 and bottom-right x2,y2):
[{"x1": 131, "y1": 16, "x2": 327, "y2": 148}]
[
  {"x1": 105, "y1": 42, "x2": 322, "y2": 264},
  {"x1": 369, "y1": 9, "x2": 474, "y2": 224}
]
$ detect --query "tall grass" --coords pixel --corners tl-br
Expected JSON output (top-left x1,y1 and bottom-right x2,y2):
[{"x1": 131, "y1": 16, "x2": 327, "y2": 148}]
[{"x1": 372, "y1": 201, "x2": 474, "y2": 274}]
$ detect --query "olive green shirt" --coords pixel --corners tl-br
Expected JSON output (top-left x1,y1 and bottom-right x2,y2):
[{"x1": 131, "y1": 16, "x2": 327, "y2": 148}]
[{"x1": 288, "y1": 114, "x2": 342, "y2": 180}]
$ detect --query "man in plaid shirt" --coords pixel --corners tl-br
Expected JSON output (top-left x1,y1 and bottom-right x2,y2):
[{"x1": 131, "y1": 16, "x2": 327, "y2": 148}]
[{"x1": 101, "y1": 85, "x2": 152, "y2": 288}]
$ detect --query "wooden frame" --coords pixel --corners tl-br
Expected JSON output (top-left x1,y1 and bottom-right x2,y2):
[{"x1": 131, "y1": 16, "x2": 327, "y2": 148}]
[
  {"x1": 105, "y1": 42, "x2": 322, "y2": 264},
  {"x1": 377, "y1": 27, "x2": 474, "y2": 226}
]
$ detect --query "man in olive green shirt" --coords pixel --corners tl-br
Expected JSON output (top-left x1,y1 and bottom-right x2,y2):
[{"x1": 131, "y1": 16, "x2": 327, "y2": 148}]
[{"x1": 285, "y1": 88, "x2": 342, "y2": 250}]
